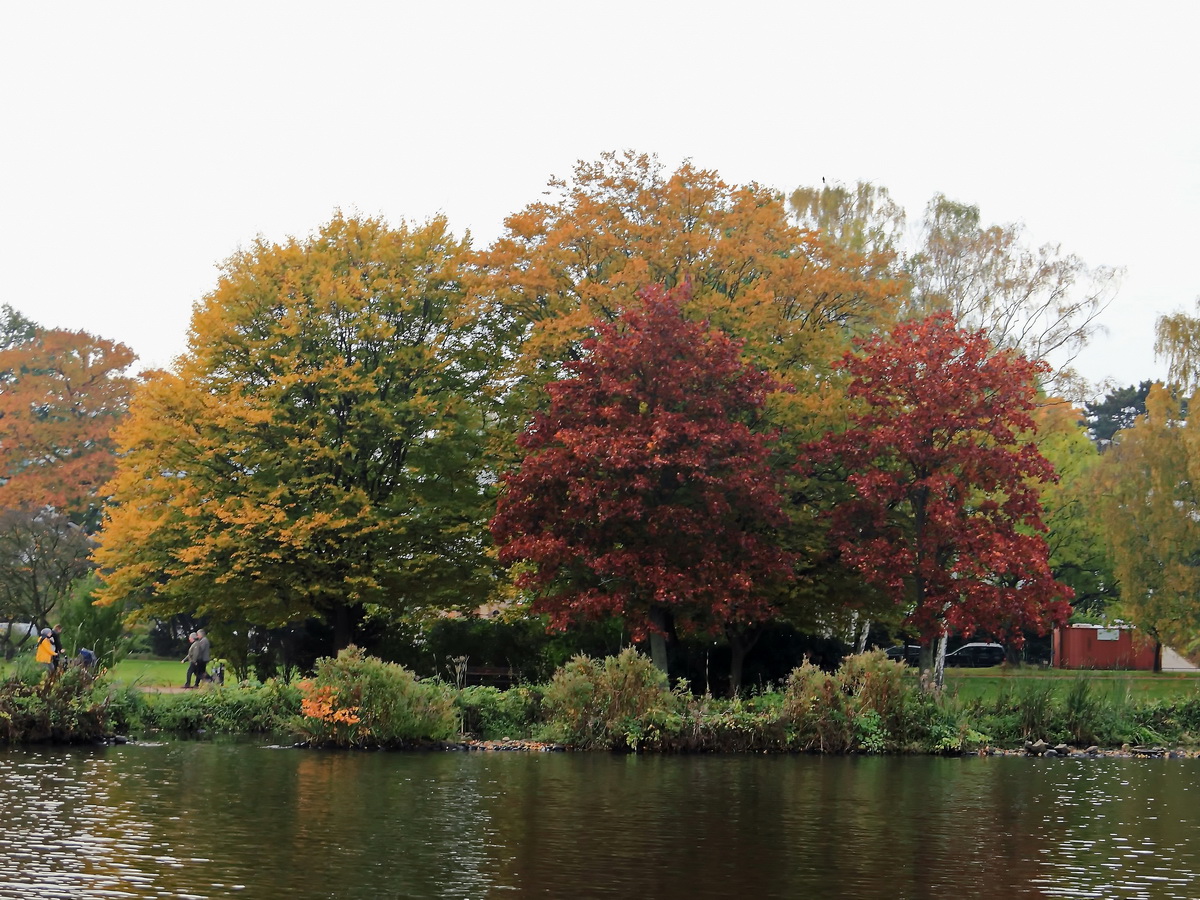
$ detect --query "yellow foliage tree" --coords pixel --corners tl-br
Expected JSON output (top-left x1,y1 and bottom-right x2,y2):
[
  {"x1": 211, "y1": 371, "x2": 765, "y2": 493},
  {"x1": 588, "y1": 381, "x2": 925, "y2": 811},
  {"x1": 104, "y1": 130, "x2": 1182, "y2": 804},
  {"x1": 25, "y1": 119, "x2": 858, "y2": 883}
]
[
  {"x1": 1097, "y1": 384, "x2": 1200, "y2": 654},
  {"x1": 94, "y1": 215, "x2": 497, "y2": 647}
]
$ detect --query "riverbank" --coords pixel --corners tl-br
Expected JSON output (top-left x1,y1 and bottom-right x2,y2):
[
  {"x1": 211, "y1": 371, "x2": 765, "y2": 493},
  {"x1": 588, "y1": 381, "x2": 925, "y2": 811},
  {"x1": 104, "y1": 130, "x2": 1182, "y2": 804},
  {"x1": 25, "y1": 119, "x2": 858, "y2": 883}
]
[{"x1": 6, "y1": 647, "x2": 1200, "y2": 755}]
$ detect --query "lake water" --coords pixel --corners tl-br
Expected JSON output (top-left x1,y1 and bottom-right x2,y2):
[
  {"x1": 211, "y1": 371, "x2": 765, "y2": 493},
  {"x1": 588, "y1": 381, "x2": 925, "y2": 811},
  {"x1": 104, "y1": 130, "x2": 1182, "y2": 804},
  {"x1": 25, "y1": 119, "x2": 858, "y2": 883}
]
[{"x1": 0, "y1": 741, "x2": 1198, "y2": 898}]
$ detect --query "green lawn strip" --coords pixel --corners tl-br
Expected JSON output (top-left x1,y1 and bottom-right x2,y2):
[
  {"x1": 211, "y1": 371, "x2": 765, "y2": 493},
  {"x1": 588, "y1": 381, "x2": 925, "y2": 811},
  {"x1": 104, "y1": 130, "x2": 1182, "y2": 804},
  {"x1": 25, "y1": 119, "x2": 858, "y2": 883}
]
[
  {"x1": 0, "y1": 656, "x2": 186, "y2": 687},
  {"x1": 104, "y1": 658, "x2": 187, "y2": 688},
  {"x1": 942, "y1": 667, "x2": 1200, "y2": 705}
]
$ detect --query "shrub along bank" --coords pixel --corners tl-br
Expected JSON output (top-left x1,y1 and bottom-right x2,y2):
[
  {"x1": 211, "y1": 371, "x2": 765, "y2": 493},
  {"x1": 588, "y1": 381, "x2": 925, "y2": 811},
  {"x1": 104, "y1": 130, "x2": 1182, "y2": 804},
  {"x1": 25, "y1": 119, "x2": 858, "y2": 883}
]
[{"x1": 6, "y1": 647, "x2": 1200, "y2": 752}]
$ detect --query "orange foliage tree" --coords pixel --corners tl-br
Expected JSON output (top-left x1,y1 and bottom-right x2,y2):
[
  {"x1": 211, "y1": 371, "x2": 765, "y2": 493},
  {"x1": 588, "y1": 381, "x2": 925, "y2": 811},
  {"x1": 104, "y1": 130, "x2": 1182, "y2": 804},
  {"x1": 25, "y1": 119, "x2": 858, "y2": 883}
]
[
  {"x1": 476, "y1": 151, "x2": 902, "y2": 396},
  {"x1": 0, "y1": 306, "x2": 136, "y2": 528}
]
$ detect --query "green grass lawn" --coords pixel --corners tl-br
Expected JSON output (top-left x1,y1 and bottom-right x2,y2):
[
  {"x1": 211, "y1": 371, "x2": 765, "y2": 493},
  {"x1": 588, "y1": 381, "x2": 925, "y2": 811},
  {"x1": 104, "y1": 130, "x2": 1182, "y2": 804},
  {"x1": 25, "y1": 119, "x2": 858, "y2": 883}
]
[
  {"x1": 941, "y1": 667, "x2": 1200, "y2": 705},
  {"x1": 9, "y1": 649, "x2": 1200, "y2": 703},
  {"x1": 104, "y1": 658, "x2": 189, "y2": 688},
  {"x1": 0, "y1": 655, "x2": 187, "y2": 688}
]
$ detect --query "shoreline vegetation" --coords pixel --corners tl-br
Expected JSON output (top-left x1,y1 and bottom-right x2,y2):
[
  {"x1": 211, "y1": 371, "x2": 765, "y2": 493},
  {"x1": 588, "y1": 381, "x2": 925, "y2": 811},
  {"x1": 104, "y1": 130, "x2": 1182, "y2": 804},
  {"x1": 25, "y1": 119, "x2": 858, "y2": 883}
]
[{"x1": 5, "y1": 648, "x2": 1200, "y2": 757}]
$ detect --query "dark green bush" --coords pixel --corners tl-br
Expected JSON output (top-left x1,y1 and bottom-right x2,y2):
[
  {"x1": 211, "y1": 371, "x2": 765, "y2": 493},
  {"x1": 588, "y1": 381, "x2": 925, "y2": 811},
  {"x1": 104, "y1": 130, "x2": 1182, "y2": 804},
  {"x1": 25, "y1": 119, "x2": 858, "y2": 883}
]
[
  {"x1": 144, "y1": 681, "x2": 300, "y2": 734},
  {"x1": 0, "y1": 667, "x2": 110, "y2": 744},
  {"x1": 543, "y1": 648, "x2": 681, "y2": 750},
  {"x1": 291, "y1": 646, "x2": 456, "y2": 748},
  {"x1": 98, "y1": 683, "x2": 149, "y2": 734},
  {"x1": 456, "y1": 685, "x2": 543, "y2": 740}
]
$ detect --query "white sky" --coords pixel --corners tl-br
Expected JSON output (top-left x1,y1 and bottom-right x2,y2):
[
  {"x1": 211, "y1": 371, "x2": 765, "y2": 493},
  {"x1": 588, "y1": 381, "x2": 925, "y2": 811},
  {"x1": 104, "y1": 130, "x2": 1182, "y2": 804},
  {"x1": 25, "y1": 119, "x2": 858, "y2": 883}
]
[{"x1": 3, "y1": 1, "x2": 1197, "y2": 398}]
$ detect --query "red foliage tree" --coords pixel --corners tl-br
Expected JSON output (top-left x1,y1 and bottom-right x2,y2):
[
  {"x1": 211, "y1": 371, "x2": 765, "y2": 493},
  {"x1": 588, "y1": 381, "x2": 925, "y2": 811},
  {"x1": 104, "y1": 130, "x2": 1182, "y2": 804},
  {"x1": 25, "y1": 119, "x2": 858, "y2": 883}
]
[
  {"x1": 491, "y1": 286, "x2": 794, "y2": 676},
  {"x1": 807, "y1": 314, "x2": 1071, "y2": 671}
]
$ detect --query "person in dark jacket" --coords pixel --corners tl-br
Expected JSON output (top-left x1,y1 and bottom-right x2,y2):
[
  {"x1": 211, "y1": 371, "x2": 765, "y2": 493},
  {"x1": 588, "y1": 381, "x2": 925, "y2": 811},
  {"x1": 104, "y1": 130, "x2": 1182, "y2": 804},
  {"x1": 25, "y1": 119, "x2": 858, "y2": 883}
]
[
  {"x1": 195, "y1": 629, "x2": 211, "y2": 682},
  {"x1": 182, "y1": 633, "x2": 200, "y2": 688},
  {"x1": 50, "y1": 624, "x2": 63, "y2": 669}
]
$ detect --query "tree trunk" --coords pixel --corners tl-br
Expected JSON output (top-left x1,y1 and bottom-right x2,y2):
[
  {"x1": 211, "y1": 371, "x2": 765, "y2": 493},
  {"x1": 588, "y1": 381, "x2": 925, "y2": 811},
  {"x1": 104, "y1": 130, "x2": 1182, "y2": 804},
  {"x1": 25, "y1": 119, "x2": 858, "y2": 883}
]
[
  {"x1": 1005, "y1": 643, "x2": 1022, "y2": 667},
  {"x1": 648, "y1": 606, "x2": 671, "y2": 676},
  {"x1": 726, "y1": 625, "x2": 763, "y2": 697},
  {"x1": 932, "y1": 631, "x2": 948, "y2": 691},
  {"x1": 333, "y1": 604, "x2": 353, "y2": 652},
  {"x1": 856, "y1": 619, "x2": 870, "y2": 654}
]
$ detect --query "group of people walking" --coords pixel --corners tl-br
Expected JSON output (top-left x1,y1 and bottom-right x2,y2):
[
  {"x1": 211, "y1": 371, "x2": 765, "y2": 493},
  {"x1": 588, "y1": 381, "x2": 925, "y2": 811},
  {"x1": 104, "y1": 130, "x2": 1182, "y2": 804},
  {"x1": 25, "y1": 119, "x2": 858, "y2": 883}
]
[{"x1": 182, "y1": 629, "x2": 212, "y2": 688}]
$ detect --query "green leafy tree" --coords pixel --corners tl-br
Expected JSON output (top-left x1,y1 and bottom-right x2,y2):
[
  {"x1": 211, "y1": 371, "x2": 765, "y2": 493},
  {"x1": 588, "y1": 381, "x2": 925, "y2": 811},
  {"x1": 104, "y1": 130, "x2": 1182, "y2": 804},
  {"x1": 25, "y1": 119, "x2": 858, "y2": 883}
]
[
  {"x1": 1033, "y1": 401, "x2": 1119, "y2": 619},
  {"x1": 57, "y1": 573, "x2": 129, "y2": 667},
  {"x1": 0, "y1": 508, "x2": 92, "y2": 653},
  {"x1": 95, "y1": 214, "x2": 497, "y2": 649},
  {"x1": 1084, "y1": 381, "x2": 1152, "y2": 445}
]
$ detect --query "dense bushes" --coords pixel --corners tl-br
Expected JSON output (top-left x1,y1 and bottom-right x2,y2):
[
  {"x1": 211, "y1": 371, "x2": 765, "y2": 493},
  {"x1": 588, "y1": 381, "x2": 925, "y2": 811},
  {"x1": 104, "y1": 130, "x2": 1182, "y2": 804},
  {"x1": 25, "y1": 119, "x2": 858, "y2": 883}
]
[
  {"x1": 0, "y1": 666, "x2": 112, "y2": 744},
  {"x1": 535, "y1": 648, "x2": 975, "y2": 754},
  {"x1": 456, "y1": 685, "x2": 543, "y2": 740},
  {"x1": 140, "y1": 681, "x2": 301, "y2": 734},
  {"x1": 291, "y1": 646, "x2": 456, "y2": 748},
  {"x1": 777, "y1": 651, "x2": 977, "y2": 754},
  {"x1": 542, "y1": 648, "x2": 681, "y2": 750},
  {"x1": 11, "y1": 647, "x2": 1200, "y2": 754}
]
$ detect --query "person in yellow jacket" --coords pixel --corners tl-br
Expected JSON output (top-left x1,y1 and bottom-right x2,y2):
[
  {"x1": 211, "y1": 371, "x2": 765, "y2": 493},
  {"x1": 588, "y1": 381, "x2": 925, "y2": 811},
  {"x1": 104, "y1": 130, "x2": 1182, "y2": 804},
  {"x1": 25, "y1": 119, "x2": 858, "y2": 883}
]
[{"x1": 35, "y1": 628, "x2": 56, "y2": 674}]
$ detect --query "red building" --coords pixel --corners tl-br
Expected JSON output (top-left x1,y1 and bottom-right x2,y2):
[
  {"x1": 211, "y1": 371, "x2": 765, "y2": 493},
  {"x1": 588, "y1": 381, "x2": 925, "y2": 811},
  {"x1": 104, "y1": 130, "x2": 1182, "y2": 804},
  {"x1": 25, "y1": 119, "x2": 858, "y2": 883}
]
[{"x1": 1052, "y1": 624, "x2": 1159, "y2": 671}]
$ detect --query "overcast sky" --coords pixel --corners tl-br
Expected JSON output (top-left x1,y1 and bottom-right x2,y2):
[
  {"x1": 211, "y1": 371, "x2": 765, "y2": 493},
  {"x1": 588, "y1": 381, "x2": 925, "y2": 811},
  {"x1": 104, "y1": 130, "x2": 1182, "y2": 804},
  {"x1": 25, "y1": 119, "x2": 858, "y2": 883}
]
[{"x1": 3, "y1": 1, "x2": 1197, "y2": 397}]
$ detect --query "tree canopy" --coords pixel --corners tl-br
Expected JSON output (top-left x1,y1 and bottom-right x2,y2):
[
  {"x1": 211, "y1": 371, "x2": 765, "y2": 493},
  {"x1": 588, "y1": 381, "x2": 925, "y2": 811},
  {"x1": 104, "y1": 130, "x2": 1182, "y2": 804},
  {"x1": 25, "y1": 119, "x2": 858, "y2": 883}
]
[
  {"x1": 905, "y1": 194, "x2": 1118, "y2": 399},
  {"x1": 490, "y1": 286, "x2": 794, "y2": 674},
  {"x1": 1032, "y1": 400, "x2": 1118, "y2": 618},
  {"x1": 0, "y1": 315, "x2": 136, "y2": 527},
  {"x1": 1084, "y1": 381, "x2": 1152, "y2": 445},
  {"x1": 806, "y1": 314, "x2": 1072, "y2": 676},
  {"x1": 477, "y1": 151, "x2": 902, "y2": 389},
  {"x1": 1097, "y1": 384, "x2": 1200, "y2": 655},
  {"x1": 1155, "y1": 301, "x2": 1200, "y2": 393},
  {"x1": 94, "y1": 214, "x2": 497, "y2": 647}
]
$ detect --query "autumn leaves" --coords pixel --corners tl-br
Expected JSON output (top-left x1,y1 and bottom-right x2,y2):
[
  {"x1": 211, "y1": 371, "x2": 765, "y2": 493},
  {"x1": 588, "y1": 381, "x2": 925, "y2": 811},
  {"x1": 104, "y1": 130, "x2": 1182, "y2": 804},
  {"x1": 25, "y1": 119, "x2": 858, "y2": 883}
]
[{"x1": 3, "y1": 152, "x2": 1103, "y2": 677}]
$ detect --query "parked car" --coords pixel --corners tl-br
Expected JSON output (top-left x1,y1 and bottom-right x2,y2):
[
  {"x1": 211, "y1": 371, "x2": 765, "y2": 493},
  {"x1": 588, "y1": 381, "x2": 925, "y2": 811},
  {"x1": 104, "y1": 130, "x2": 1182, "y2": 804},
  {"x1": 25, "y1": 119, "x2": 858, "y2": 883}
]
[
  {"x1": 884, "y1": 644, "x2": 921, "y2": 666},
  {"x1": 944, "y1": 642, "x2": 1005, "y2": 668}
]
